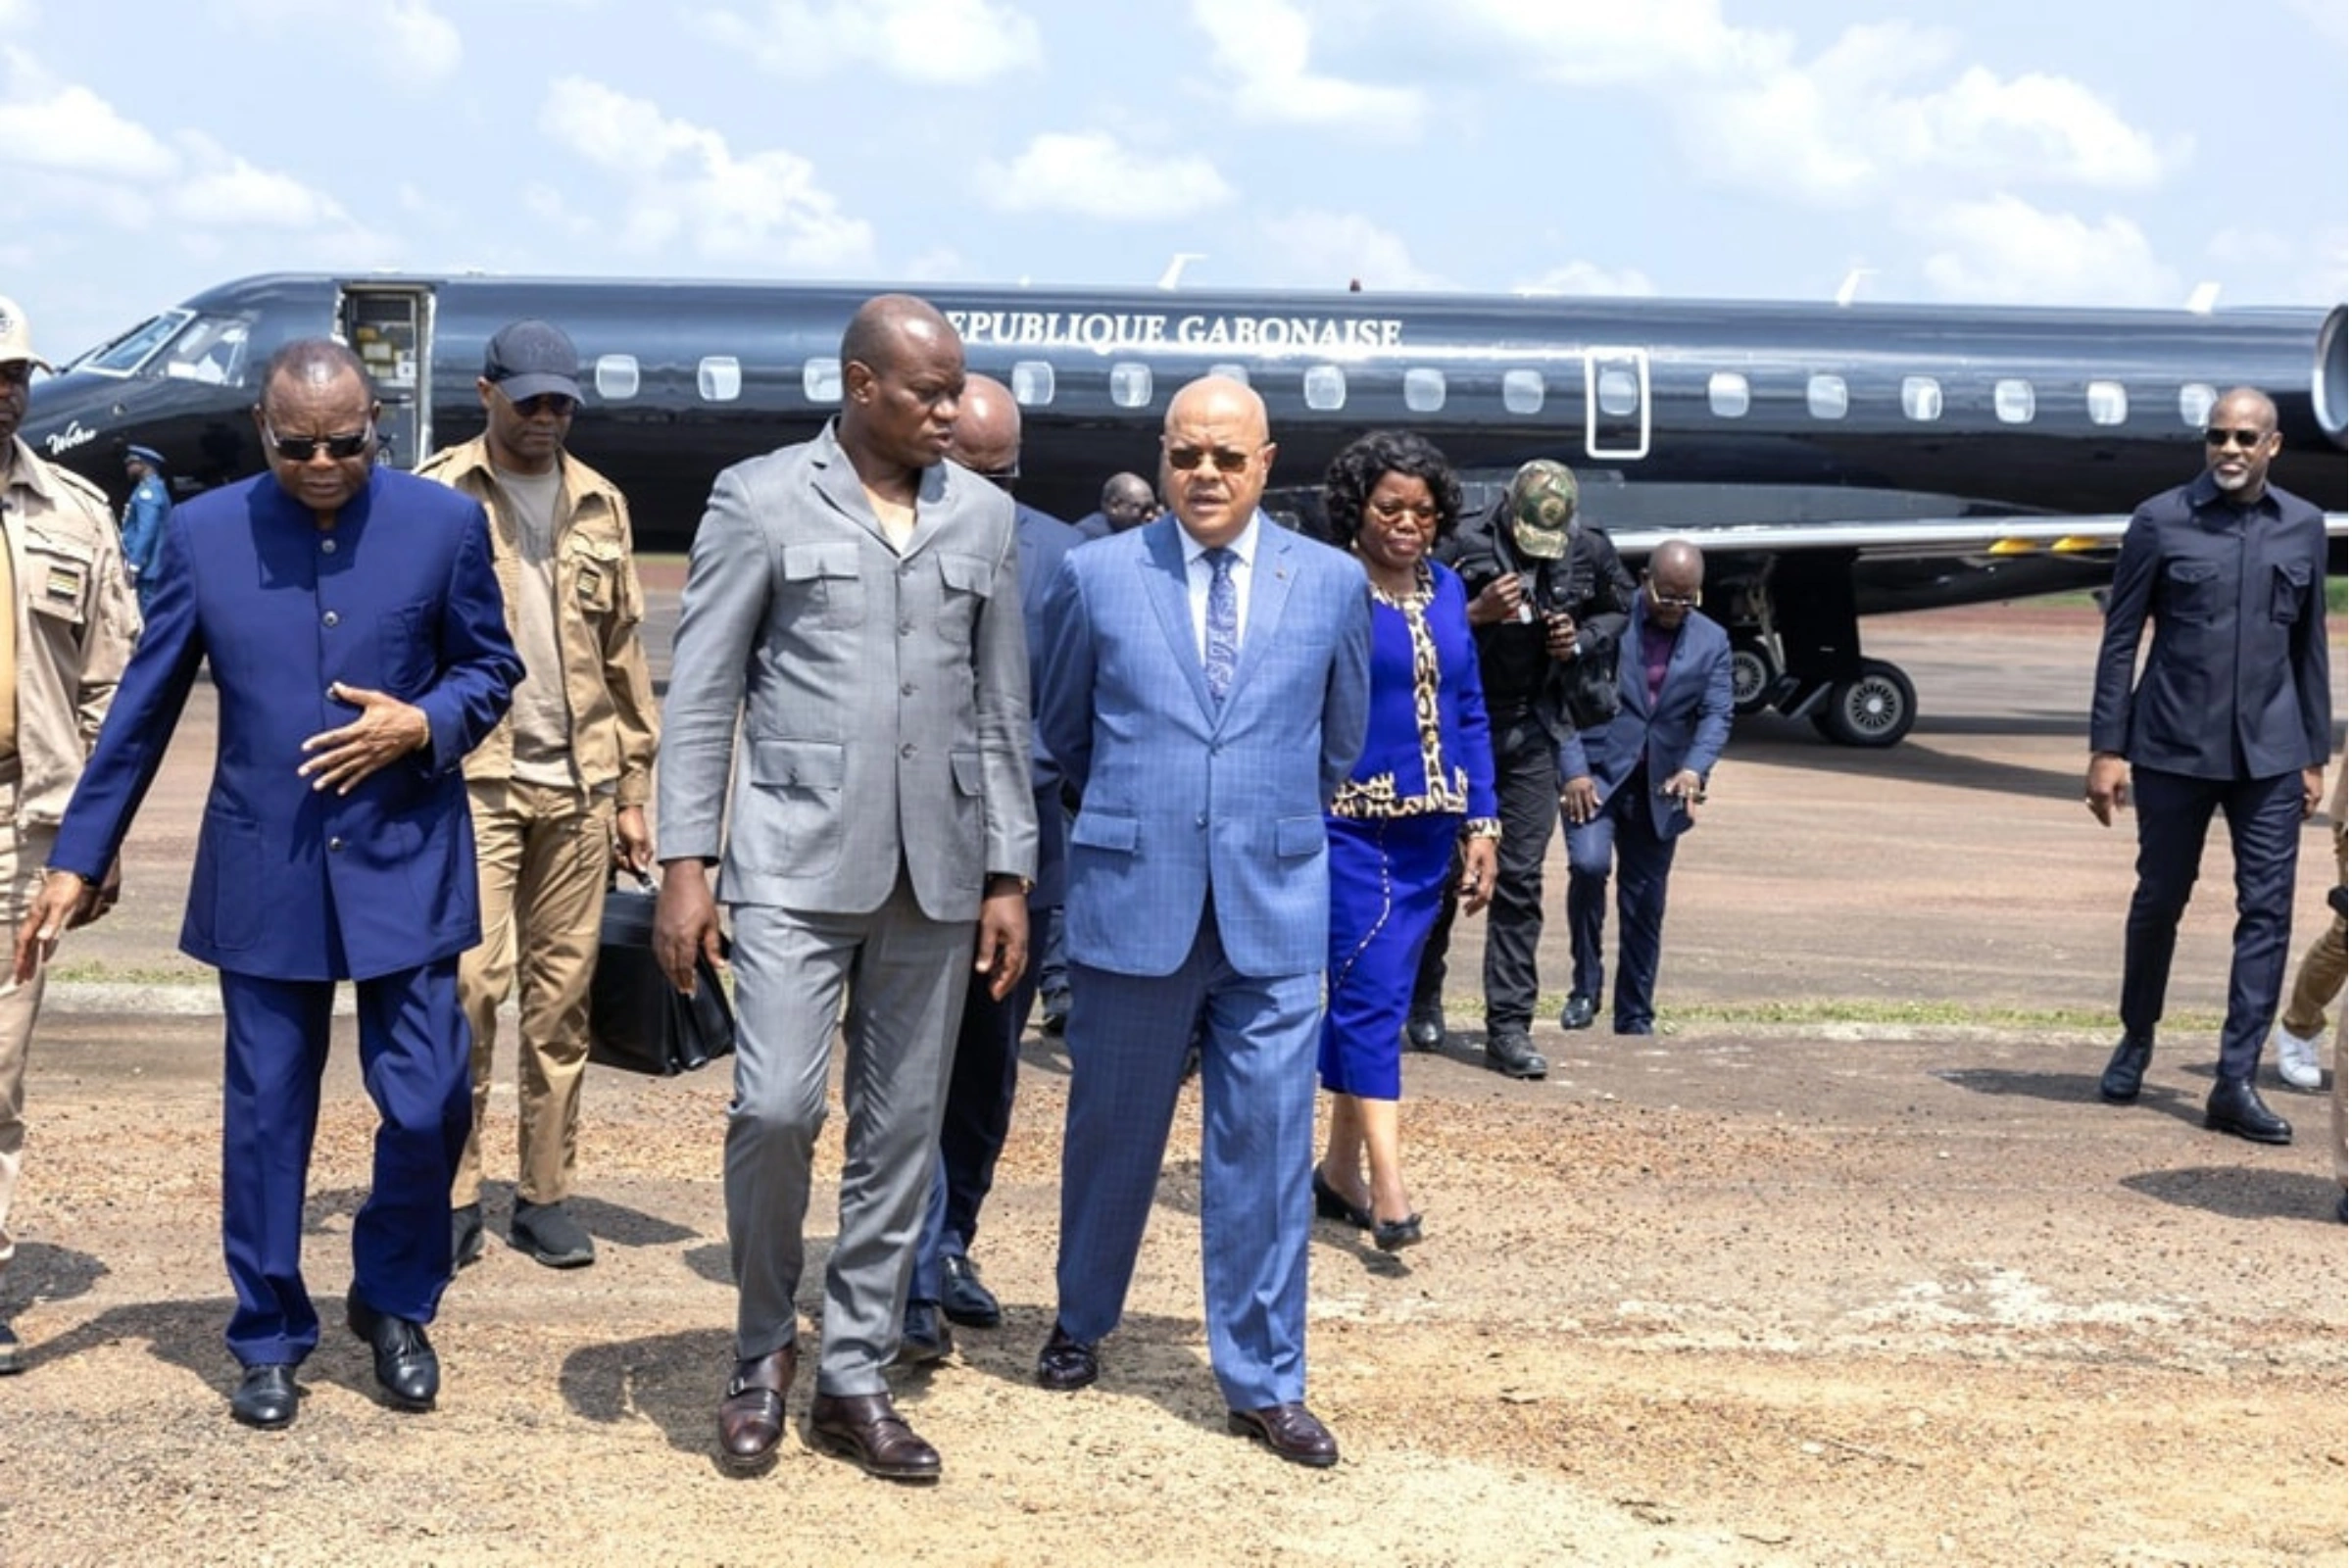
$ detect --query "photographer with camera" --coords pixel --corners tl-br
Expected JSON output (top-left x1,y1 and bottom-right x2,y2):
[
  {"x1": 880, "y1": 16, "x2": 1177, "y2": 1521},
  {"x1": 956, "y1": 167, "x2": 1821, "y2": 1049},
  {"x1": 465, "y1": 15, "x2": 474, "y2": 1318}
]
[{"x1": 1408, "y1": 460, "x2": 1632, "y2": 1078}]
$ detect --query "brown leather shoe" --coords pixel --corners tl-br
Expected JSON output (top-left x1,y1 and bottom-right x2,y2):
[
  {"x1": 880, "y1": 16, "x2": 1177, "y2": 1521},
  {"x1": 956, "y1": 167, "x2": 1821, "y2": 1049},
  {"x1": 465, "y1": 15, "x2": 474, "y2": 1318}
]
[
  {"x1": 1227, "y1": 1402, "x2": 1340, "y2": 1467},
  {"x1": 715, "y1": 1346, "x2": 796, "y2": 1476},
  {"x1": 807, "y1": 1392, "x2": 941, "y2": 1483}
]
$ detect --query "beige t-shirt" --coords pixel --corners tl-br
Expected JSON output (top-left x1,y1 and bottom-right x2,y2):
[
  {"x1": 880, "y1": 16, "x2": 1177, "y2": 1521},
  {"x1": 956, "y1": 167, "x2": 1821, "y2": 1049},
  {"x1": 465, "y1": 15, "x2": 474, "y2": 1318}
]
[{"x1": 494, "y1": 465, "x2": 573, "y2": 787}]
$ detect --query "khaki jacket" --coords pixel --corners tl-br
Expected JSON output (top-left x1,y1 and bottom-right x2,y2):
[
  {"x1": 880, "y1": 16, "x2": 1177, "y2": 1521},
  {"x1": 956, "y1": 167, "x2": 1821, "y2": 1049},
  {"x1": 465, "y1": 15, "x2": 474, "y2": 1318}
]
[
  {"x1": 2, "y1": 436, "x2": 138, "y2": 823},
  {"x1": 415, "y1": 436, "x2": 658, "y2": 806}
]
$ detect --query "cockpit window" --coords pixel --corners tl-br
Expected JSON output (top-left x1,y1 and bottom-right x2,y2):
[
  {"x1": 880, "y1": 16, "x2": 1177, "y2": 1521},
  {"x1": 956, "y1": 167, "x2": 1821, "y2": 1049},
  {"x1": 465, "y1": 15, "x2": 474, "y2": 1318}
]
[
  {"x1": 68, "y1": 310, "x2": 194, "y2": 375},
  {"x1": 160, "y1": 316, "x2": 253, "y2": 385}
]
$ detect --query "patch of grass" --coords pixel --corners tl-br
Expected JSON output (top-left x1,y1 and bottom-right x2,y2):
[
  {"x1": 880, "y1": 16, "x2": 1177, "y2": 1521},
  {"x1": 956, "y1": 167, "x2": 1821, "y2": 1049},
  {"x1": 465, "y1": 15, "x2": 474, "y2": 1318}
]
[
  {"x1": 1432, "y1": 996, "x2": 2223, "y2": 1034},
  {"x1": 2012, "y1": 575, "x2": 2343, "y2": 614},
  {"x1": 42, "y1": 960, "x2": 213, "y2": 986}
]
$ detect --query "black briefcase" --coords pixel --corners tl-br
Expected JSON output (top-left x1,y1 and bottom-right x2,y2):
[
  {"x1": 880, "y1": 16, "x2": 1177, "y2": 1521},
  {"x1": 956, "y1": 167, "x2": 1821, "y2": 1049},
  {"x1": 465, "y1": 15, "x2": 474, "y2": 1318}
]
[{"x1": 588, "y1": 873, "x2": 735, "y2": 1076}]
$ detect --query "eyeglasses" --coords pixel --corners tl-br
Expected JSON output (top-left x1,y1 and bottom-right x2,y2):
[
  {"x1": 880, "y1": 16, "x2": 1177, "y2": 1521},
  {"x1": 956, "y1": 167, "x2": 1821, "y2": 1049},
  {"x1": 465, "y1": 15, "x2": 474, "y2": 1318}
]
[
  {"x1": 507, "y1": 393, "x2": 578, "y2": 418},
  {"x1": 1368, "y1": 498, "x2": 1440, "y2": 523},
  {"x1": 971, "y1": 462, "x2": 1019, "y2": 491},
  {"x1": 1166, "y1": 444, "x2": 1257, "y2": 474},
  {"x1": 2204, "y1": 426, "x2": 2269, "y2": 450},
  {"x1": 264, "y1": 420, "x2": 373, "y2": 463},
  {"x1": 1649, "y1": 590, "x2": 1701, "y2": 609}
]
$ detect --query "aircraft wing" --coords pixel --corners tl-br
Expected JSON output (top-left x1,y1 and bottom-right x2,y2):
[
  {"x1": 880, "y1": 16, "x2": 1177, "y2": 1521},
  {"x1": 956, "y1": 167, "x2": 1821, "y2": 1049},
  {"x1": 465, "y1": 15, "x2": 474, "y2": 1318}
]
[{"x1": 1605, "y1": 512, "x2": 2350, "y2": 560}]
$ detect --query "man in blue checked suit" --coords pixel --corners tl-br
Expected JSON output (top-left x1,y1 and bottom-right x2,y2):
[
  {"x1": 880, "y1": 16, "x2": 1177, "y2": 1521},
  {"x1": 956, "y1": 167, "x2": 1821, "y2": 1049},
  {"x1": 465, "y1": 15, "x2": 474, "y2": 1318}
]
[{"x1": 1031, "y1": 375, "x2": 1370, "y2": 1468}]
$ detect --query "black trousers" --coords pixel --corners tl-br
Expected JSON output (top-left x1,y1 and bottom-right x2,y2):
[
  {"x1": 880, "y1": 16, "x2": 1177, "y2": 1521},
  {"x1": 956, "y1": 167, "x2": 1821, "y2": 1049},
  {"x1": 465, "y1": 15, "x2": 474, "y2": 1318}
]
[
  {"x1": 2120, "y1": 765, "x2": 2304, "y2": 1082},
  {"x1": 1415, "y1": 706, "x2": 1560, "y2": 1031}
]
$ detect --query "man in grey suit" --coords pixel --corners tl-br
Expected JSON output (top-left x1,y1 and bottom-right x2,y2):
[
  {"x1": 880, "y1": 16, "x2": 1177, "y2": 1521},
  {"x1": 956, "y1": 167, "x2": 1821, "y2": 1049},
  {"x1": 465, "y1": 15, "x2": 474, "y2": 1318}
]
[
  {"x1": 1030, "y1": 376, "x2": 1371, "y2": 1467},
  {"x1": 654, "y1": 296, "x2": 1036, "y2": 1484},
  {"x1": 2086, "y1": 385, "x2": 2332, "y2": 1146}
]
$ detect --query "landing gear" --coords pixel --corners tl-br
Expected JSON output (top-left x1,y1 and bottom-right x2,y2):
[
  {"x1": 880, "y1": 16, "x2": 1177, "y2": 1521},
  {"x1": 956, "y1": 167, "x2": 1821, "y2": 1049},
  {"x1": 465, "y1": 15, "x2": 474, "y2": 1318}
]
[
  {"x1": 1728, "y1": 637, "x2": 1778, "y2": 717},
  {"x1": 1807, "y1": 658, "x2": 1916, "y2": 749}
]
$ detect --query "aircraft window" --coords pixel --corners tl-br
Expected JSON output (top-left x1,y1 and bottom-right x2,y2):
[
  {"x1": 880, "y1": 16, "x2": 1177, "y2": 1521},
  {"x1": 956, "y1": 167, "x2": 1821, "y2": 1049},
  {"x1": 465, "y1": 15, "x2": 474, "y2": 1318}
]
[
  {"x1": 1706, "y1": 371, "x2": 1748, "y2": 417},
  {"x1": 1208, "y1": 362, "x2": 1250, "y2": 387},
  {"x1": 2179, "y1": 382, "x2": 2216, "y2": 426},
  {"x1": 1010, "y1": 360, "x2": 1054, "y2": 405},
  {"x1": 1108, "y1": 362, "x2": 1152, "y2": 409},
  {"x1": 1900, "y1": 376, "x2": 1942, "y2": 421},
  {"x1": 804, "y1": 357, "x2": 843, "y2": 403},
  {"x1": 1806, "y1": 373, "x2": 1848, "y2": 419},
  {"x1": 1403, "y1": 368, "x2": 1446, "y2": 414},
  {"x1": 72, "y1": 310, "x2": 193, "y2": 375},
  {"x1": 698, "y1": 356, "x2": 742, "y2": 403},
  {"x1": 1303, "y1": 366, "x2": 1347, "y2": 411},
  {"x1": 161, "y1": 317, "x2": 252, "y2": 386},
  {"x1": 1596, "y1": 367, "x2": 1640, "y2": 416},
  {"x1": 2085, "y1": 380, "x2": 2128, "y2": 426},
  {"x1": 595, "y1": 354, "x2": 640, "y2": 400},
  {"x1": 1501, "y1": 369, "x2": 1544, "y2": 416},
  {"x1": 1993, "y1": 378, "x2": 2035, "y2": 423}
]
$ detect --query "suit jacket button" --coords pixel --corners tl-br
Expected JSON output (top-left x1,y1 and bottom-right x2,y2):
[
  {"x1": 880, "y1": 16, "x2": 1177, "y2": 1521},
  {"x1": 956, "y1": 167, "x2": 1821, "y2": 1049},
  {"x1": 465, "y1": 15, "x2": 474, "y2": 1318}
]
[
  {"x1": 328, "y1": 836, "x2": 345, "y2": 852},
  {"x1": 321, "y1": 610, "x2": 340, "y2": 627},
  {"x1": 901, "y1": 743, "x2": 916, "y2": 759}
]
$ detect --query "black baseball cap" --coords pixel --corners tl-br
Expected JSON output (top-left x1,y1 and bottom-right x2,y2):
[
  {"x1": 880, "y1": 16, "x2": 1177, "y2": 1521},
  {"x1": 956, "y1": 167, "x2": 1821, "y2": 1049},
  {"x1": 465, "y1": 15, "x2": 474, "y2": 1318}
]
[{"x1": 482, "y1": 319, "x2": 582, "y2": 403}]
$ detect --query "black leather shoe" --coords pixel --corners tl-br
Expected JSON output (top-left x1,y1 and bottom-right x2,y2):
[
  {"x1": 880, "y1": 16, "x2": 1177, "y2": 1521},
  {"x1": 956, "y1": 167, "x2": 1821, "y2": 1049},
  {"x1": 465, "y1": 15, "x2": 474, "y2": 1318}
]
[
  {"x1": 1558, "y1": 995, "x2": 1598, "y2": 1031},
  {"x1": 808, "y1": 1392, "x2": 941, "y2": 1483},
  {"x1": 939, "y1": 1252, "x2": 1002, "y2": 1328},
  {"x1": 1403, "y1": 1001, "x2": 1445, "y2": 1053},
  {"x1": 451, "y1": 1202, "x2": 484, "y2": 1270},
  {"x1": 0, "y1": 1319, "x2": 21, "y2": 1376},
  {"x1": 2205, "y1": 1076, "x2": 2292, "y2": 1145},
  {"x1": 1227, "y1": 1402, "x2": 1340, "y2": 1467},
  {"x1": 1485, "y1": 1027, "x2": 1547, "y2": 1080},
  {"x1": 1373, "y1": 1213, "x2": 1423, "y2": 1252},
  {"x1": 1039, "y1": 988, "x2": 1071, "y2": 1037},
  {"x1": 1311, "y1": 1169, "x2": 1371, "y2": 1229},
  {"x1": 346, "y1": 1290, "x2": 439, "y2": 1411},
  {"x1": 2098, "y1": 1034, "x2": 2152, "y2": 1103},
  {"x1": 894, "y1": 1301, "x2": 954, "y2": 1367},
  {"x1": 717, "y1": 1346, "x2": 796, "y2": 1475},
  {"x1": 1035, "y1": 1323, "x2": 1099, "y2": 1392},
  {"x1": 230, "y1": 1363, "x2": 299, "y2": 1430}
]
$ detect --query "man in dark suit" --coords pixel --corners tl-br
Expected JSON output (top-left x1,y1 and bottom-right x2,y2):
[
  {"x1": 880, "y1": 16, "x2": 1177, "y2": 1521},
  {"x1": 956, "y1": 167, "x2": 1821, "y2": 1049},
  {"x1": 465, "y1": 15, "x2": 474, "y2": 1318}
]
[
  {"x1": 1071, "y1": 471, "x2": 1158, "y2": 542},
  {"x1": 1557, "y1": 540, "x2": 1734, "y2": 1036},
  {"x1": 1031, "y1": 375, "x2": 1370, "y2": 1468},
  {"x1": 2086, "y1": 385, "x2": 2332, "y2": 1145},
  {"x1": 15, "y1": 340, "x2": 519, "y2": 1429},
  {"x1": 901, "y1": 373, "x2": 1077, "y2": 1355}
]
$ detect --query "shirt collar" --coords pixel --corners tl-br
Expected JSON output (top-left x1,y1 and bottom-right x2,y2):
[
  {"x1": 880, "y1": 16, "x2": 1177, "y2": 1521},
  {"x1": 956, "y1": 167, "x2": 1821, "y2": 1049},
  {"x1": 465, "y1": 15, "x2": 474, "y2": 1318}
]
[{"x1": 1180, "y1": 510, "x2": 1263, "y2": 567}]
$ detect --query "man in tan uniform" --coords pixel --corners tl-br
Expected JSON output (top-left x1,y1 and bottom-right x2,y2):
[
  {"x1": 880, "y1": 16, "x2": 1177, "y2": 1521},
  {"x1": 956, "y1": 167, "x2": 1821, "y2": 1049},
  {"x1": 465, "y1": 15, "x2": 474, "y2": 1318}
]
[
  {"x1": 416, "y1": 320, "x2": 658, "y2": 1270},
  {"x1": 0, "y1": 296, "x2": 139, "y2": 1370}
]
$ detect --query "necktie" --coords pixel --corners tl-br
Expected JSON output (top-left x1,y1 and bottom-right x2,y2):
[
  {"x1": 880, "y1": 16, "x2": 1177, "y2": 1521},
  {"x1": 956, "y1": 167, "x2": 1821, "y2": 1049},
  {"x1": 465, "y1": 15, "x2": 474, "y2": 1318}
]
[{"x1": 1203, "y1": 547, "x2": 1238, "y2": 702}]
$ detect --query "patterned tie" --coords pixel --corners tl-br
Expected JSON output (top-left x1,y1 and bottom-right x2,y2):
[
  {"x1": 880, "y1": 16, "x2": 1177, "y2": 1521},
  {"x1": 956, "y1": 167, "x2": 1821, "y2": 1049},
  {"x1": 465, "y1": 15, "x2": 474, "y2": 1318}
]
[{"x1": 1203, "y1": 547, "x2": 1239, "y2": 703}]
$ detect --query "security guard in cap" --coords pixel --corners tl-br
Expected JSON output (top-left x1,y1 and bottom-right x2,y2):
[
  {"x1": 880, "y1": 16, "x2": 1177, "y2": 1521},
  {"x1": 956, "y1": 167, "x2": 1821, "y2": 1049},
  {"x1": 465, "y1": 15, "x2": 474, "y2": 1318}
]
[
  {"x1": 0, "y1": 296, "x2": 139, "y2": 1373},
  {"x1": 120, "y1": 445, "x2": 172, "y2": 617},
  {"x1": 1411, "y1": 459, "x2": 1633, "y2": 1080}
]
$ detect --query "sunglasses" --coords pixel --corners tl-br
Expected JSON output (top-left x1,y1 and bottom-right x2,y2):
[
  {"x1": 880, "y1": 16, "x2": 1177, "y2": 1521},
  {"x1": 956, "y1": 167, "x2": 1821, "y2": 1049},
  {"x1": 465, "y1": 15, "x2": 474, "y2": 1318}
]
[
  {"x1": 2204, "y1": 427, "x2": 2270, "y2": 450},
  {"x1": 1649, "y1": 590, "x2": 1701, "y2": 609},
  {"x1": 1166, "y1": 444, "x2": 1256, "y2": 474},
  {"x1": 508, "y1": 392, "x2": 578, "y2": 418},
  {"x1": 264, "y1": 420, "x2": 372, "y2": 463}
]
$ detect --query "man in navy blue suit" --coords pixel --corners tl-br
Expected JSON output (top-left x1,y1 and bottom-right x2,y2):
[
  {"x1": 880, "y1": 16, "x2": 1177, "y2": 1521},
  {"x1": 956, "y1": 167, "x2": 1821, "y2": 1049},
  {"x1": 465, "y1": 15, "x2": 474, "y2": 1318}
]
[
  {"x1": 2086, "y1": 386, "x2": 2332, "y2": 1145},
  {"x1": 1031, "y1": 375, "x2": 1370, "y2": 1467},
  {"x1": 901, "y1": 373, "x2": 1077, "y2": 1356},
  {"x1": 1557, "y1": 540, "x2": 1734, "y2": 1037},
  {"x1": 15, "y1": 340, "x2": 519, "y2": 1430}
]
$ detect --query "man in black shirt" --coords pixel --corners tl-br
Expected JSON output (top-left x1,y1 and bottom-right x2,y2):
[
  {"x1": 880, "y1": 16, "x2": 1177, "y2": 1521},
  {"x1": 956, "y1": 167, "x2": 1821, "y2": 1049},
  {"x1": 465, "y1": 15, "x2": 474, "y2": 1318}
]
[{"x1": 1412, "y1": 461, "x2": 1633, "y2": 1077}]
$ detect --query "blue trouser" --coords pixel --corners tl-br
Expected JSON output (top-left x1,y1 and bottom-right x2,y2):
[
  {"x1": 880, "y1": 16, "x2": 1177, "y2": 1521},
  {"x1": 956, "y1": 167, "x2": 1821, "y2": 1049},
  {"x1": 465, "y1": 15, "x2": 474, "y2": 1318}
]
[
  {"x1": 219, "y1": 959, "x2": 470, "y2": 1367},
  {"x1": 1053, "y1": 907, "x2": 1321, "y2": 1412},
  {"x1": 2120, "y1": 764, "x2": 2305, "y2": 1082},
  {"x1": 1565, "y1": 783, "x2": 1680, "y2": 1035},
  {"x1": 910, "y1": 900, "x2": 1052, "y2": 1303}
]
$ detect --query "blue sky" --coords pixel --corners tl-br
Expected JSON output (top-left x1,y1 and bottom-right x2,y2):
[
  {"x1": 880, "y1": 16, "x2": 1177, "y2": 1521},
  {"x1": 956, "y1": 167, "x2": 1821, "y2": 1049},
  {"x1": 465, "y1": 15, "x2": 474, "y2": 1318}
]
[{"x1": 3, "y1": 0, "x2": 2345, "y2": 362}]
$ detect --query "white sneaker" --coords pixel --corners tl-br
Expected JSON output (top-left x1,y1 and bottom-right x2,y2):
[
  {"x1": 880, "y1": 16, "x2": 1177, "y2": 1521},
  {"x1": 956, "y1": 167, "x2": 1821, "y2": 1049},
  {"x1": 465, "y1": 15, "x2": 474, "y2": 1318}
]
[{"x1": 2273, "y1": 1022, "x2": 2324, "y2": 1091}]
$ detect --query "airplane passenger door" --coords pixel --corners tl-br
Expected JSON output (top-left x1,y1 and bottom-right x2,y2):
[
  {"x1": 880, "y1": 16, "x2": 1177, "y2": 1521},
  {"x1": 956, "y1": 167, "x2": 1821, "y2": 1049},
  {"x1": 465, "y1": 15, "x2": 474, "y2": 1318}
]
[
  {"x1": 339, "y1": 286, "x2": 435, "y2": 470},
  {"x1": 1584, "y1": 346, "x2": 1650, "y2": 463}
]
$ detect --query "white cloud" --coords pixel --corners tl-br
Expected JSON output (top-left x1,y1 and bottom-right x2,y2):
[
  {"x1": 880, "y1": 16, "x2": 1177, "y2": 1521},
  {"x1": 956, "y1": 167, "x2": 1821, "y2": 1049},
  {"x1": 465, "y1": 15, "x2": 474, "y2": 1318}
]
[
  {"x1": 2281, "y1": 0, "x2": 2346, "y2": 43},
  {"x1": 170, "y1": 155, "x2": 354, "y2": 229},
  {"x1": 0, "y1": 48, "x2": 177, "y2": 178},
  {"x1": 2204, "y1": 222, "x2": 2350, "y2": 307},
  {"x1": 539, "y1": 76, "x2": 875, "y2": 269},
  {"x1": 1254, "y1": 209, "x2": 1448, "y2": 290},
  {"x1": 1513, "y1": 261, "x2": 1659, "y2": 297},
  {"x1": 692, "y1": 0, "x2": 1041, "y2": 84},
  {"x1": 0, "y1": 0, "x2": 35, "y2": 28},
  {"x1": 1913, "y1": 194, "x2": 2177, "y2": 306},
  {"x1": 1191, "y1": 0, "x2": 1424, "y2": 136},
  {"x1": 214, "y1": 0, "x2": 462, "y2": 80},
  {"x1": 979, "y1": 132, "x2": 1232, "y2": 221}
]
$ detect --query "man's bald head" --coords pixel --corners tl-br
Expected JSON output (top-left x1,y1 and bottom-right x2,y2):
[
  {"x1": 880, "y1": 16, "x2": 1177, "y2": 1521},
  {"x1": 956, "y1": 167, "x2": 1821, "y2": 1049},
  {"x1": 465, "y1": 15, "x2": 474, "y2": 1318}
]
[
  {"x1": 2205, "y1": 385, "x2": 2284, "y2": 501},
  {"x1": 839, "y1": 293, "x2": 965, "y2": 478},
  {"x1": 1643, "y1": 538, "x2": 1705, "y2": 631},
  {"x1": 947, "y1": 372, "x2": 1021, "y2": 484},
  {"x1": 1102, "y1": 470, "x2": 1157, "y2": 531},
  {"x1": 1160, "y1": 375, "x2": 1274, "y2": 548}
]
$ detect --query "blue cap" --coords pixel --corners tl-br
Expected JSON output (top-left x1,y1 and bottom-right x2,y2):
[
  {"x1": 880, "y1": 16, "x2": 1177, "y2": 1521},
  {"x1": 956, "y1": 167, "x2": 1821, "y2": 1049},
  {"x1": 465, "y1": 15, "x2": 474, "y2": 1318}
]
[{"x1": 126, "y1": 444, "x2": 165, "y2": 466}]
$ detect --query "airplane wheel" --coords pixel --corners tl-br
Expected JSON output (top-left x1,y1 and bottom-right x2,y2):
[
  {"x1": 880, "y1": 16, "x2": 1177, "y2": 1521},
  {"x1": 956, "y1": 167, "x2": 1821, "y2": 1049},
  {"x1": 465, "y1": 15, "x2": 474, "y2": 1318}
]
[
  {"x1": 1729, "y1": 637, "x2": 1777, "y2": 716},
  {"x1": 1809, "y1": 659, "x2": 1916, "y2": 748}
]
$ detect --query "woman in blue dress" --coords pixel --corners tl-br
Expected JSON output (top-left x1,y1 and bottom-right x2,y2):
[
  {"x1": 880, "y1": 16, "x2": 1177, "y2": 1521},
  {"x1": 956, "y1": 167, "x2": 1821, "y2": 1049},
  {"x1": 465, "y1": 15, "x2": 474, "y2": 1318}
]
[{"x1": 1313, "y1": 431, "x2": 1499, "y2": 1251}]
